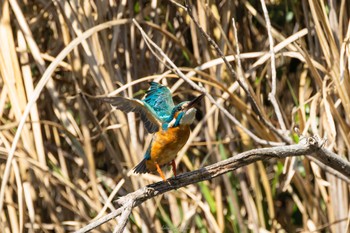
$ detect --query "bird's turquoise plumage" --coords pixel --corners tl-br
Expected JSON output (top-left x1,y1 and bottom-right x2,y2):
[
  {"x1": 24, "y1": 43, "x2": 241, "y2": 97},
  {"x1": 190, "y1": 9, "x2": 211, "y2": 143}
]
[
  {"x1": 143, "y1": 82, "x2": 174, "y2": 122},
  {"x1": 101, "y1": 81, "x2": 204, "y2": 180}
]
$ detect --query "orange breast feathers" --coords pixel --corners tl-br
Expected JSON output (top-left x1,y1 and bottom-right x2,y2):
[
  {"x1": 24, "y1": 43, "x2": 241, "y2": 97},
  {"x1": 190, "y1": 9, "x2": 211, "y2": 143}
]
[{"x1": 145, "y1": 125, "x2": 191, "y2": 171}]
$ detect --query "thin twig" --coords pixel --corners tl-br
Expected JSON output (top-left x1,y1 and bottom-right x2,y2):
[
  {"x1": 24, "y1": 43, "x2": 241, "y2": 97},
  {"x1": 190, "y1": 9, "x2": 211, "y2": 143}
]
[
  {"x1": 232, "y1": 18, "x2": 242, "y2": 70},
  {"x1": 113, "y1": 200, "x2": 134, "y2": 233},
  {"x1": 75, "y1": 205, "x2": 125, "y2": 233},
  {"x1": 75, "y1": 138, "x2": 350, "y2": 232},
  {"x1": 260, "y1": 0, "x2": 287, "y2": 131},
  {"x1": 307, "y1": 156, "x2": 350, "y2": 183}
]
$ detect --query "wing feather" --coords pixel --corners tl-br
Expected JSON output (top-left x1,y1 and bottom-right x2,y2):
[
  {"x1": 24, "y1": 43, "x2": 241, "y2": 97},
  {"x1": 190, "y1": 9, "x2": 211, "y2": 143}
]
[
  {"x1": 101, "y1": 97, "x2": 161, "y2": 133},
  {"x1": 143, "y1": 82, "x2": 174, "y2": 122}
]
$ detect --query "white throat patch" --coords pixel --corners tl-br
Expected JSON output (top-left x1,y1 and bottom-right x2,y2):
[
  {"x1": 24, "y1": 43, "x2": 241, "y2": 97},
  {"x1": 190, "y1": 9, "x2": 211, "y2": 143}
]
[{"x1": 180, "y1": 108, "x2": 197, "y2": 125}]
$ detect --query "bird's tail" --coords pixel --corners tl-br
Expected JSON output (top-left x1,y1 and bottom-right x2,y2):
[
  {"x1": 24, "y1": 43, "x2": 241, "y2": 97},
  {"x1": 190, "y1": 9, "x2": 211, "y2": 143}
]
[{"x1": 132, "y1": 158, "x2": 148, "y2": 174}]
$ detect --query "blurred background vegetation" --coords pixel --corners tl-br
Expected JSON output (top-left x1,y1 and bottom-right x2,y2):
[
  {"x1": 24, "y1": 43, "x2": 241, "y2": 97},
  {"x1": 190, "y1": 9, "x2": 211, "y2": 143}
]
[{"x1": 0, "y1": 0, "x2": 349, "y2": 232}]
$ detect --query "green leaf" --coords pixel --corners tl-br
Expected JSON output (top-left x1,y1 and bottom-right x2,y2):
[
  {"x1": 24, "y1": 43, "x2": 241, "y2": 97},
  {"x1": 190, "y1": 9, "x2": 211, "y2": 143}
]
[{"x1": 199, "y1": 182, "x2": 216, "y2": 213}]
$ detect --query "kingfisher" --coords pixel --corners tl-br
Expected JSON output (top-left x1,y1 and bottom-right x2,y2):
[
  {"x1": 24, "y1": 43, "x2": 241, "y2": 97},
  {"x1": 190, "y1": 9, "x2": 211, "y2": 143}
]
[{"x1": 101, "y1": 82, "x2": 204, "y2": 181}]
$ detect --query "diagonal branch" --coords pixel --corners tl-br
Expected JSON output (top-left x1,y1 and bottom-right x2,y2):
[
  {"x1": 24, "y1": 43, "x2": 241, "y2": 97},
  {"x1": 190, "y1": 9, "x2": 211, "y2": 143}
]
[{"x1": 75, "y1": 137, "x2": 350, "y2": 233}]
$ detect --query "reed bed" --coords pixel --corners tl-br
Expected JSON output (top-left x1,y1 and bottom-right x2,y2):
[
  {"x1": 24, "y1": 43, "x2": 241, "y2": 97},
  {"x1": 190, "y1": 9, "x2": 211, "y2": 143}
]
[{"x1": 0, "y1": 0, "x2": 349, "y2": 232}]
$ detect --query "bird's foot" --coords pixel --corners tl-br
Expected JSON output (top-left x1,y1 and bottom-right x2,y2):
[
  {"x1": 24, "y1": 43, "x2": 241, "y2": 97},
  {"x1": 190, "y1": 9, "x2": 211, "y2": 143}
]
[
  {"x1": 170, "y1": 160, "x2": 177, "y2": 177},
  {"x1": 155, "y1": 163, "x2": 167, "y2": 181}
]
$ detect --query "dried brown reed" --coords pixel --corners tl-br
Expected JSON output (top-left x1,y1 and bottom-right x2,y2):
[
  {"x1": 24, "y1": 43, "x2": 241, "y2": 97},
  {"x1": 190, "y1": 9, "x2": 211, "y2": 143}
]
[{"x1": 0, "y1": 0, "x2": 349, "y2": 232}]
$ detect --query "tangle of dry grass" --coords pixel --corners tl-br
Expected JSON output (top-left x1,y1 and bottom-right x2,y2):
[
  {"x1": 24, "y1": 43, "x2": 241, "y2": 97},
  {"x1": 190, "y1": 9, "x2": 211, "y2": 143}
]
[{"x1": 0, "y1": 0, "x2": 349, "y2": 232}]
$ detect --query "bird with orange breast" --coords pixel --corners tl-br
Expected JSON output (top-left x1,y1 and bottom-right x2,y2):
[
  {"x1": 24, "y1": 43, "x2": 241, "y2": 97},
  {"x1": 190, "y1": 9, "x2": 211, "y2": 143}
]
[{"x1": 102, "y1": 82, "x2": 204, "y2": 181}]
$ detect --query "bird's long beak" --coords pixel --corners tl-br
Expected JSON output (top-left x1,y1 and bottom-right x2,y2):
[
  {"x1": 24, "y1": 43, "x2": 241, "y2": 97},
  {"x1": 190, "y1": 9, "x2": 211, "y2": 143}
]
[{"x1": 184, "y1": 94, "x2": 205, "y2": 110}]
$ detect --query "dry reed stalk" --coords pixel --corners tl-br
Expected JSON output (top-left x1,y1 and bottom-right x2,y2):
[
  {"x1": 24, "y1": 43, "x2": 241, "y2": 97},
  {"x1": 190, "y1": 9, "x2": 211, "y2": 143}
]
[{"x1": 0, "y1": 1, "x2": 349, "y2": 232}]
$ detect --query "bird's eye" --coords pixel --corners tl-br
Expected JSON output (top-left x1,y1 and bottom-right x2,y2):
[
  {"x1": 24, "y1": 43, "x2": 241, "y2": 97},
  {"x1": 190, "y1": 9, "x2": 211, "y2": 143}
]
[{"x1": 177, "y1": 106, "x2": 182, "y2": 111}]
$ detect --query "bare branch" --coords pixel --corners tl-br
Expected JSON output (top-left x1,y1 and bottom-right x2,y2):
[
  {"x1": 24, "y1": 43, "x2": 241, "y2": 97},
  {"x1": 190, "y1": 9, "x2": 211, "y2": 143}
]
[
  {"x1": 75, "y1": 137, "x2": 350, "y2": 232},
  {"x1": 307, "y1": 157, "x2": 350, "y2": 183},
  {"x1": 113, "y1": 200, "x2": 134, "y2": 233}
]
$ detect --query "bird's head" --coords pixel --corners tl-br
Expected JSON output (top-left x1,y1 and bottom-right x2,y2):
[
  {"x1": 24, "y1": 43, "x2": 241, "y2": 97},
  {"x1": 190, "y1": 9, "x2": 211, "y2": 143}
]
[{"x1": 163, "y1": 94, "x2": 204, "y2": 129}]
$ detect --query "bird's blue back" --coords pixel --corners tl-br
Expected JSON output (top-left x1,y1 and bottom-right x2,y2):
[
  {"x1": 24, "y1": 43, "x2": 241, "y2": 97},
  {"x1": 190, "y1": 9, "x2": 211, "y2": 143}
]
[{"x1": 143, "y1": 82, "x2": 175, "y2": 122}]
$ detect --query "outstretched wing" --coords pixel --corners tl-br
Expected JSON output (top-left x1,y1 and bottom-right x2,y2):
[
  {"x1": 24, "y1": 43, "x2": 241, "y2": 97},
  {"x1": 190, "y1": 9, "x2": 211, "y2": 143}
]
[
  {"x1": 101, "y1": 97, "x2": 161, "y2": 134},
  {"x1": 143, "y1": 82, "x2": 175, "y2": 122}
]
